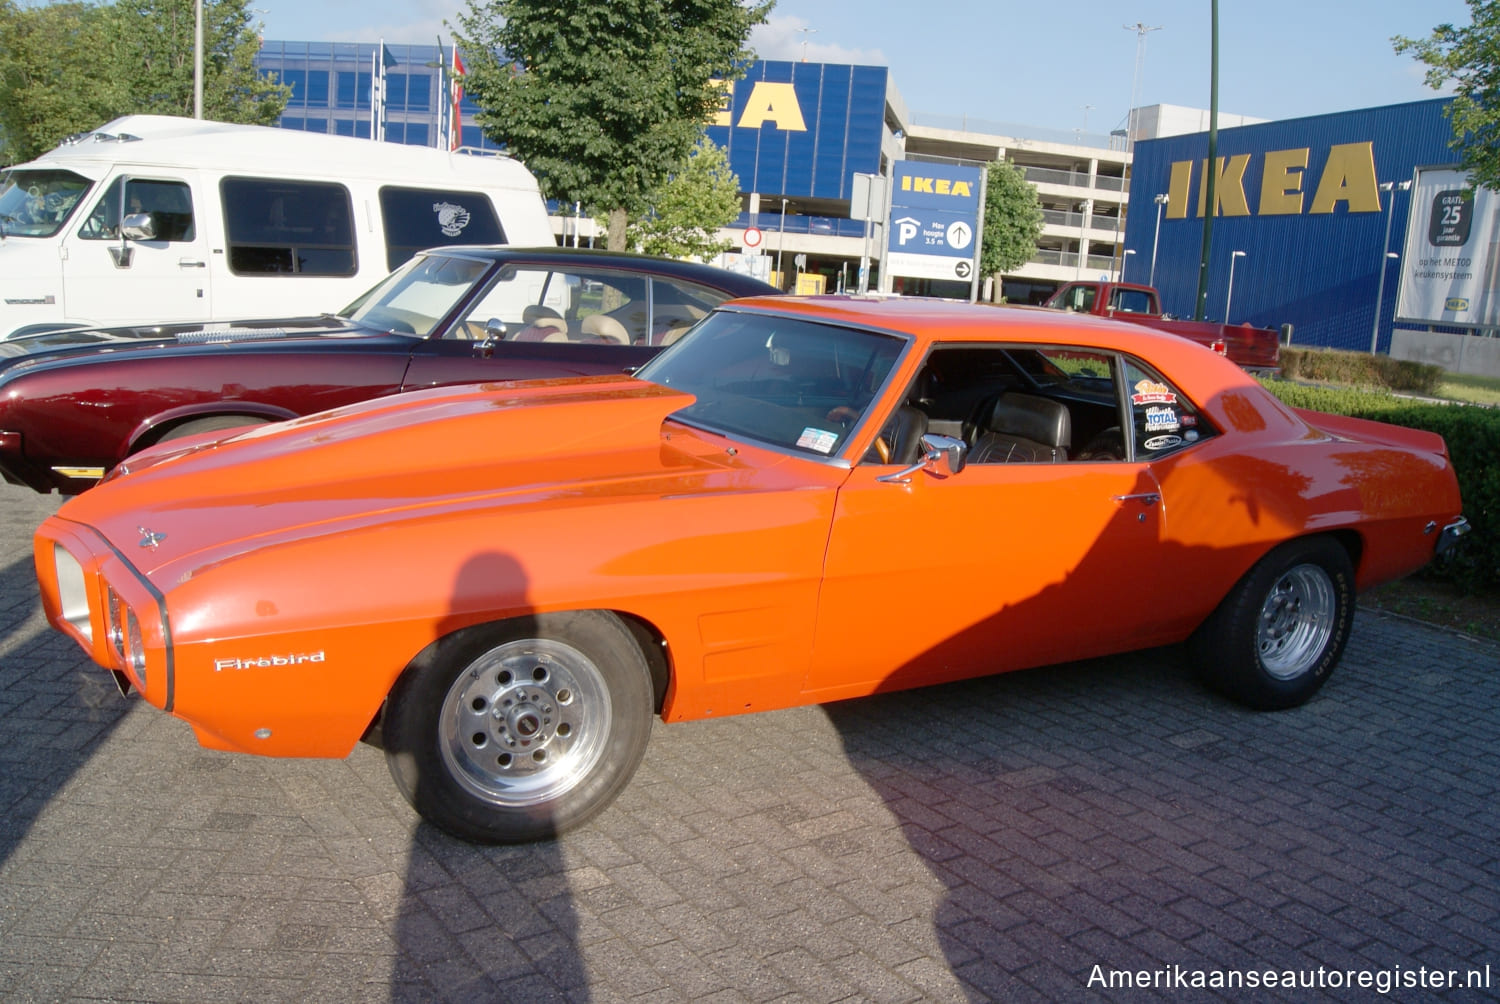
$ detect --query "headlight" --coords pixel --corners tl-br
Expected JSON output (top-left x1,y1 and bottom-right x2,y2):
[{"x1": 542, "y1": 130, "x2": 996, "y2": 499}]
[{"x1": 106, "y1": 586, "x2": 147, "y2": 688}]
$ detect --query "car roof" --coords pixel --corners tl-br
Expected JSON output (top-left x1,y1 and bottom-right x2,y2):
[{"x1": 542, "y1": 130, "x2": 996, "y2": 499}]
[
  {"x1": 419, "y1": 245, "x2": 782, "y2": 297},
  {"x1": 722, "y1": 294, "x2": 1223, "y2": 356}
]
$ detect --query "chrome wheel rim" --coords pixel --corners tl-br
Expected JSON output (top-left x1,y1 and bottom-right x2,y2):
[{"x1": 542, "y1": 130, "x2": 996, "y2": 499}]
[
  {"x1": 439, "y1": 638, "x2": 611, "y2": 807},
  {"x1": 1257, "y1": 563, "x2": 1336, "y2": 680}
]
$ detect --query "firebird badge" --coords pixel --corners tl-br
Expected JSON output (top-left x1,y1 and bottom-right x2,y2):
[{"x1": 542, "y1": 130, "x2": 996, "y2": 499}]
[{"x1": 137, "y1": 527, "x2": 167, "y2": 549}]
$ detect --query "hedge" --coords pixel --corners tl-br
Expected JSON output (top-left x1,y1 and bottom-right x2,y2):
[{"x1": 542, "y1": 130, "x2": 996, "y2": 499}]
[
  {"x1": 1278, "y1": 347, "x2": 1444, "y2": 395},
  {"x1": 1258, "y1": 379, "x2": 1498, "y2": 593}
]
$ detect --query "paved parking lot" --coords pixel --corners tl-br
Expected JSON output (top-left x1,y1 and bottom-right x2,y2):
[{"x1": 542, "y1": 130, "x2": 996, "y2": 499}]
[{"x1": 1, "y1": 481, "x2": 1497, "y2": 1002}]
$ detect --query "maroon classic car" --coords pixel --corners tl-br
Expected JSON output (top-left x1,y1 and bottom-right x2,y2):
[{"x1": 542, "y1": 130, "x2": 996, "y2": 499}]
[{"x1": 0, "y1": 247, "x2": 777, "y2": 493}]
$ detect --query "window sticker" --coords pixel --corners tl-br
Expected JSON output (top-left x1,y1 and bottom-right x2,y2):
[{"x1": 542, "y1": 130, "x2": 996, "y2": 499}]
[
  {"x1": 796, "y1": 428, "x2": 839, "y2": 454},
  {"x1": 1143, "y1": 434, "x2": 1183, "y2": 451},
  {"x1": 1131, "y1": 379, "x2": 1177, "y2": 406},
  {"x1": 434, "y1": 201, "x2": 471, "y2": 237},
  {"x1": 1144, "y1": 406, "x2": 1179, "y2": 432},
  {"x1": 1179, "y1": 413, "x2": 1197, "y2": 427}
]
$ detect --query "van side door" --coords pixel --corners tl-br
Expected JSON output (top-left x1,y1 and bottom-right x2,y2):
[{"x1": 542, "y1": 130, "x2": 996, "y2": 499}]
[{"x1": 61, "y1": 173, "x2": 213, "y2": 326}]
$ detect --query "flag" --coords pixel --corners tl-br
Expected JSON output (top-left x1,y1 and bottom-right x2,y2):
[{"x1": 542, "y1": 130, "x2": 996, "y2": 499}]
[
  {"x1": 372, "y1": 41, "x2": 397, "y2": 141},
  {"x1": 450, "y1": 50, "x2": 466, "y2": 151}
]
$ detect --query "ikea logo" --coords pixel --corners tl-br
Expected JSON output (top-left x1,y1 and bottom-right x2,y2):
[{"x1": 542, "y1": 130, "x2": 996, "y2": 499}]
[
  {"x1": 1166, "y1": 141, "x2": 1381, "y2": 218},
  {"x1": 712, "y1": 81, "x2": 807, "y2": 132},
  {"x1": 901, "y1": 176, "x2": 974, "y2": 198},
  {"x1": 1446, "y1": 297, "x2": 1470, "y2": 311}
]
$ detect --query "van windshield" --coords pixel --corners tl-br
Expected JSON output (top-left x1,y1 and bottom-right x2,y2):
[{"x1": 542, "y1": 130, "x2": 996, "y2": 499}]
[{"x1": 0, "y1": 169, "x2": 93, "y2": 238}]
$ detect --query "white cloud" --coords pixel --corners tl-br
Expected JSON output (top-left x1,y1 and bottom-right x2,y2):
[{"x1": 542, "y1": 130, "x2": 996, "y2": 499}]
[{"x1": 748, "y1": 14, "x2": 887, "y2": 67}]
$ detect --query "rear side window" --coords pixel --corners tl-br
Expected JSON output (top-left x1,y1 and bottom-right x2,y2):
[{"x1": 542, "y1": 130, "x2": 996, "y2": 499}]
[
  {"x1": 1124, "y1": 359, "x2": 1217, "y2": 458},
  {"x1": 379, "y1": 187, "x2": 506, "y2": 270},
  {"x1": 221, "y1": 177, "x2": 356, "y2": 276}
]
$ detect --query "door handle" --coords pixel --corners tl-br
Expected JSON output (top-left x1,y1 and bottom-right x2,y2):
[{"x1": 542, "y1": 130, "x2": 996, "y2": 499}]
[
  {"x1": 178, "y1": 258, "x2": 206, "y2": 268},
  {"x1": 1112, "y1": 492, "x2": 1161, "y2": 506}
]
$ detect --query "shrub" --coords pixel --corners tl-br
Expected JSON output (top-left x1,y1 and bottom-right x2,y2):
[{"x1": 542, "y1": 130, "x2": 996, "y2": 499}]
[
  {"x1": 1279, "y1": 347, "x2": 1444, "y2": 395},
  {"x1": 1259, "y1": 379, "x2": 1499, "y2": 593}
]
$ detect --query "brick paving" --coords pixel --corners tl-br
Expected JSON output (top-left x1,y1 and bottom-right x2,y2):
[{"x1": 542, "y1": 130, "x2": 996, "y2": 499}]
[{"x1": 1, "y1": 481, "x2": 1497, "y2": 1002}]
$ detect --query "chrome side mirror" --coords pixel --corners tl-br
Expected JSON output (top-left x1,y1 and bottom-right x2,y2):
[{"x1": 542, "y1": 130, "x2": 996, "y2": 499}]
[
  {"x1": 877, "y1": 433, "x2": 968, "y2": 484},
  {"x1": 120, "y1": 212, "x2": 155, "y2": 241}
]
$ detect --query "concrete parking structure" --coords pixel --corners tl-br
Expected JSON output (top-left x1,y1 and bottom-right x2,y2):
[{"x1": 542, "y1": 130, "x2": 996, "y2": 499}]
[{"x1": 1, "y1": 483, "x2": 1496, "y2": 1002}]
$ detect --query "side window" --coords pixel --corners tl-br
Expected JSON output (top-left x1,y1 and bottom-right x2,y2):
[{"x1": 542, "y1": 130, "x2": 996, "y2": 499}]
[
  {"x1": 79, "y1": 177, "x2": 196, "y2": 242},
  {"x1": 378, "y1": 186, "x2": 506, "y2": 271},
  {"x1": 454, "y1": 266, "x2": 643, "y2": 346},
  {"x1": 1124, "y1": 359, "x2": 1216, "y2": 458},
  {"x1": 1111, "y1": 288, "x2": 1153, "y2": 314},
  {"x1": 221, "y1": 177, "x2": 356, "y2": 276},
  {"x1": 648, "y1": 277, "x2": 728, "y2": 345}
]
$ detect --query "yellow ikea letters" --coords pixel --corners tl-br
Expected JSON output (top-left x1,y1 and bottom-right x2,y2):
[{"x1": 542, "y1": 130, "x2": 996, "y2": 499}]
[{"x1": 1166, "y1": 142, "x2": 1379, "y2": 218}]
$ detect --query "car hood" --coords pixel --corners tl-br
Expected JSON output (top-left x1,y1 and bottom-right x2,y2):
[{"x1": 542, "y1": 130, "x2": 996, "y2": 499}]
[
  {"x1": 54, "y1": 375, "x2": 745, "y2": 583},
  {"x1": 0, "y1": 315, "x2": 367, "y2": 363}
]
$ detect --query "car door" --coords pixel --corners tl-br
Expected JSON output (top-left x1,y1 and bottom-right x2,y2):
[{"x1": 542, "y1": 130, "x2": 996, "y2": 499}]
[
  {"x1": 803, "y1": 345, "x2": 1182, "y2": 701},
  {"x1": 61, "y1": 173, "x2": 213, "y2": 324}
]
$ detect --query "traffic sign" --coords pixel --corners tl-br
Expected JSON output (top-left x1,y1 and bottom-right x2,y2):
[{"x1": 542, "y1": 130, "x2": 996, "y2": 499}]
[{"x1": 743, "y1": 226, "x2": 763, "y2": 249}]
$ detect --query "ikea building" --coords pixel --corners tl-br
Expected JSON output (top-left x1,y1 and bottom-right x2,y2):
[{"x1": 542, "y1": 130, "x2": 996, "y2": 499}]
[{"x1": 257, "y1": 43, "x2": 1492, "y2": 370}]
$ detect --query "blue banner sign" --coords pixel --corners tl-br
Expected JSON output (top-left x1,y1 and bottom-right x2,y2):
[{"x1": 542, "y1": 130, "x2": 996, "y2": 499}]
[{"x1": 887, "y1": 161, "x2": 984, "y2": 282}]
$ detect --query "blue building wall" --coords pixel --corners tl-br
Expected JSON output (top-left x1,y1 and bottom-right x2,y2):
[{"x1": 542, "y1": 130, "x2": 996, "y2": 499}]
[
  {"x1": 1126, "y1": 99, "x2": 1459, "y2": 352},
  {"x1": 255, "y1": 47, "x2": 888, "y2": 240}
]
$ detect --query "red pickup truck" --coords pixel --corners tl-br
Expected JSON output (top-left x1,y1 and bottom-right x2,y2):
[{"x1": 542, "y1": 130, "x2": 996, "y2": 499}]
[{"x1": 1043, "y1": 280, "x2": 1282, "y2": 370}]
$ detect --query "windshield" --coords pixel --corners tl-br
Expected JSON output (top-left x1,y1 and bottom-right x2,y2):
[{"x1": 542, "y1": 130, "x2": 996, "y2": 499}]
[
  {"x1": 338, "y1": 251, "x2": 492, "y2": 336},
  {"x1": 0, "y1": 169, "x2": 93, "y2": 237},
  {"x1": 636, "y1": 309, "x2": 907, "y2": 457}
]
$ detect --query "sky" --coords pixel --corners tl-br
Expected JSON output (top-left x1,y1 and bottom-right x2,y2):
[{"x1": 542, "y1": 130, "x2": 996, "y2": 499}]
[{"x1": 248, "y1": 0, "x2": 1473, "y2": 136}]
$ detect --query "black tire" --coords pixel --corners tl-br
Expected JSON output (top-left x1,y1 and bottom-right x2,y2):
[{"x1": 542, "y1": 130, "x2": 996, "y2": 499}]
[
  {"x1": 382, "y1": 611, "x2": 654, "y2": 843},
  {"x1": 1189, "y1": 536, "x2": 1355, "y2": 710},
  {"x1": 154, "y1": 414, "x2": 269, "y2": 444}
]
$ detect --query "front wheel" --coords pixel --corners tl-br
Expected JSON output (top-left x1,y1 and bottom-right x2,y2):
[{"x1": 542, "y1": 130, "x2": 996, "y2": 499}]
[
  {"x1": 1189, "y1": 537, "x2": 1355, "y2": 710},
  {"x1": 383, "y1": 611, "x2": 654, "y2": 843}
]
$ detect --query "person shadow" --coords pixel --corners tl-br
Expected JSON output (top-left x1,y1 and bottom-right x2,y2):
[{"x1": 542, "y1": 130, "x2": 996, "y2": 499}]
[{"x1": 386, "y1": 551, "x2": 590, "y2": 1002}]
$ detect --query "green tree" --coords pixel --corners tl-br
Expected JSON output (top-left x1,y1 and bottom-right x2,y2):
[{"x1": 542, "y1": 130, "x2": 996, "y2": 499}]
[
  {"x1": 623, "y1": 136, "x2": 742, "y2": 259},
  {"x1": 1394, "y1": 1, "x2": 1500, "y2": 191},
  {"x1": 979, "y1": 159, "x2": 1044, "y2": 281},
  {"x1": 453, "y1": 0, "x2": 771, "y2": 251},
  {"x1": 0, "y1": 1, "x2": 128, "y2": 162},
  {"x1": 0, "y1": 0, "x2": 287, "y2": 165},
  {"x1": 111, "y1": 0, "x2": 289, "y2": 123}
]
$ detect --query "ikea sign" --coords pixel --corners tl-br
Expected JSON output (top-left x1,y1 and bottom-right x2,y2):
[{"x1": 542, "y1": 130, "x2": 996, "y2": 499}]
[
  {"x1": 1165, "y1": 141, "x2": 1383, "y2": 218},
  {"x1": 705, "y1": 61, "x2": 888, "y2": 202},
  {"x1": 886, "y1": 160, "x2": 983, "y2": 284}
]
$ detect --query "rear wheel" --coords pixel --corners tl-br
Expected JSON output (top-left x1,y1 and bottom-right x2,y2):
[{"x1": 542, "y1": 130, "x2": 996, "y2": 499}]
[
  {"x1": 383, "y1": 611, "x2": 653, "y2": 843},
  {"x1": 153, "y1": 414, "x2": 269, "y2": 445},
  {"x1": 1190, "y1": 537, "x2": 1355, "y2": 710}
]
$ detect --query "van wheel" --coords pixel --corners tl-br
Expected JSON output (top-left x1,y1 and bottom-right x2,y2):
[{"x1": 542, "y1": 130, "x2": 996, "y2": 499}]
[
  {"x1": 1190, "y1": 537, "x2": 1355, "y2": 710},
  {"x1": 382, "y1": 612, "x2": 654, "y2": 844}
]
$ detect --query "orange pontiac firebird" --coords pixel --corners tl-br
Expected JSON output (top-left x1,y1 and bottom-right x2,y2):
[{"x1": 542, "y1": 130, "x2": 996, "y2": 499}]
[{"x1": 34, "y1": 296, "x2": 1469, "y2": 843}]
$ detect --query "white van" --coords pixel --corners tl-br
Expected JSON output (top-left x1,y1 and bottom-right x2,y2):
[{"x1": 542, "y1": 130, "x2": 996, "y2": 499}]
[{"x1": 0, "y1": 114, "x2": 554, "y2": 339}]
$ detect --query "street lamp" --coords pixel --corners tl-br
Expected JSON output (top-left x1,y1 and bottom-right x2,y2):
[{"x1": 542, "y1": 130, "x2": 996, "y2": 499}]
[
  {"x1": 776, "y1": 197, "x2": 788, "y2": 289},
  {"x1": 1371, "y1": 180, "x2": 1413, "y2": 354},
  {"x1": 1224, "y1": 250, "x2": 1245, "y2": 321},
  {"x1": 193, "y1": 0, "x2": 204, "y2": 119},
  {"x1": 797, "y1": 26, "x2": 817, "y2": 62},
  {"x1": 1149, "y1": 193, "x2": 1168, "y2": 287},
  {"x1": 1121, "y1": 248, "x2": 1136, "y2": 282}
]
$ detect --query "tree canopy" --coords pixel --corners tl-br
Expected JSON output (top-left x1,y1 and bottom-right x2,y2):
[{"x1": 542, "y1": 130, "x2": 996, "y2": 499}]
[
  {"x1": 1394, "y1": 1, "x2": 1500, "y2": 191},
  {"x1": 979, "y1": 159, "x2": 1044, "y2": 280},
  {"x1": 452, "y1": 0, "x2": 771, "y2": 250},
  {"x1": 0, "y1": 0, "x2": 287, "y2": 164}
]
